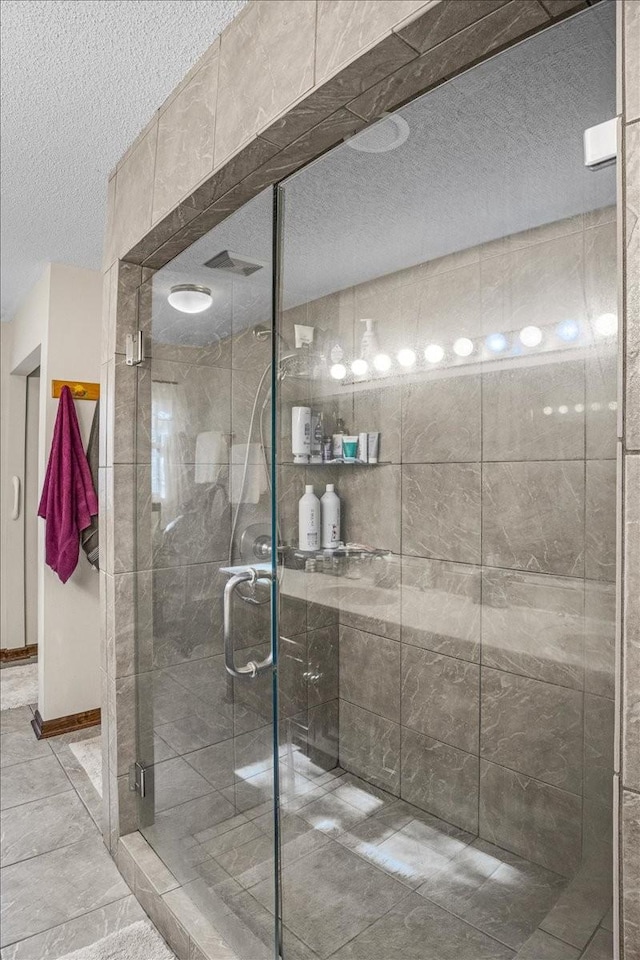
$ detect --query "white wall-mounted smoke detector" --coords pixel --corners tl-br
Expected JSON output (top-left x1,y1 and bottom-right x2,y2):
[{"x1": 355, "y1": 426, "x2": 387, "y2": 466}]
[{"x1": 584, "y1": 118, "x2": 617, "y2": 169}]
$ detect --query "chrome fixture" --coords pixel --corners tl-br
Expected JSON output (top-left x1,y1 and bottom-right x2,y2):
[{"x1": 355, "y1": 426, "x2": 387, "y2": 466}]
[
  {"x1": 253, "y1": 324, "x2": 271, "y2": 341},
  {"x1": 240, "y1": 524, "x2": 273, "y2": 564},
  {"x1": 223, "y1": 567, "x2": 275, "y2": 679},
  {"x1": 125, "y1": 330, "x2": 145, "y2": 365}
]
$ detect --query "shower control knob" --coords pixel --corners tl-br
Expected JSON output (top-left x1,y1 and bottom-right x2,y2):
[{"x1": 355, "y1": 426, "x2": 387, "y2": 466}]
[{"x1": 253, "y1": 535, "x2": 272, "y2": 560}]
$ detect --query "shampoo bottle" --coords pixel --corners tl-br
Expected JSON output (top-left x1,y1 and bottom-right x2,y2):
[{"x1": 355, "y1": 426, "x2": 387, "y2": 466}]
[
  {"x1": 321, "y1": 484, "x2": 341, "y2": 549},
  {"x1": 292, "y1": 407, "x2": 311, "y2": 463},
  {"x1": 298, "y1": 485, "x2": 320, "y2": 552}
]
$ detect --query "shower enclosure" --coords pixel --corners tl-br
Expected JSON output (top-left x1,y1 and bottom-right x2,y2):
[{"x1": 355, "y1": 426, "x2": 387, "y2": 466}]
[{"x1": 132, "y1": 5, "x2": 618, "y2": 958}]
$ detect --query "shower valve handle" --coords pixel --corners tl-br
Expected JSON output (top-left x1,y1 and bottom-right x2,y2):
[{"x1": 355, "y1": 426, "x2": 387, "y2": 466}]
[{"x1": 223, "y1": 568, "x2": 275, "y2": 680}]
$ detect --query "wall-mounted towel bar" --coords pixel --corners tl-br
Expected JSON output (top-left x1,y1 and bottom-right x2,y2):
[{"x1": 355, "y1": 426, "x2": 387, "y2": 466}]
[{"x1": 51, "y1": 380, "x2": 100, "y2": 400}]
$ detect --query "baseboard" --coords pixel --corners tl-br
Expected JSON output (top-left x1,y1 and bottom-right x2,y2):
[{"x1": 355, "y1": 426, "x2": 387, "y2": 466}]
[
  {"x1": 0, "y1": 644, "x2": 38, "y2": 663},
  {"x1": 31, "y1": 707, "x2": 101, "y2": 740}
]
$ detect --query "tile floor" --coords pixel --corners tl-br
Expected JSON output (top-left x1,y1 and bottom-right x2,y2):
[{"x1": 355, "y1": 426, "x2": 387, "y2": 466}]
[
  {"x1": 140, "y1": 756, "x2": 615, "y2": 960},
  {"x1": 0, "y1": 703, "x2": 176, "y2": 960},
  {"x1": 0, "y1": 695, "x2": 612, "y2": 959}
]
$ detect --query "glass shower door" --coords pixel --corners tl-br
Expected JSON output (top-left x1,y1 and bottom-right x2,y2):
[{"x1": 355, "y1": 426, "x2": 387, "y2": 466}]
[
  {"x1": 133, "y1": 187, "x2": 282, "y2": 959},
  {"x1": 274, "y1": 4, "x2": 617, "y2": 959}
]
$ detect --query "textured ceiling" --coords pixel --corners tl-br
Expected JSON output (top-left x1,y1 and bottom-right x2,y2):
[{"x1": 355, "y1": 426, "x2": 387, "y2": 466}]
[
  {"x1": 153, "y1": 1, "x2": 616, "y2": 344},
  {"x1": 0, "y1": 0, "x2": 246, "y2": 320}
]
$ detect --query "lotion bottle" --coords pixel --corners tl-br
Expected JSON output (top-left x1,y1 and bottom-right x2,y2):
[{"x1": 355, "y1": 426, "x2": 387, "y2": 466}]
[
  {"x1": 332, "y1": 417, "x2": 346, "y2": 459},
  {"x1": 321, "y1": 483, "x2": 341, "y2": 549},
  {"x1": 298, "y1": 485, "x2": 320, "y2": 552}
]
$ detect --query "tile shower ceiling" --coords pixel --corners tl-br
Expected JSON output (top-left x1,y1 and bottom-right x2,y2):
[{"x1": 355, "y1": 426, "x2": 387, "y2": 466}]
[
  {"x1": 155, "y1": 1, "x2": 616, "y2": 344},
  {"x1": 0, "y1": 0, "x2": 246, "y2": 320}
]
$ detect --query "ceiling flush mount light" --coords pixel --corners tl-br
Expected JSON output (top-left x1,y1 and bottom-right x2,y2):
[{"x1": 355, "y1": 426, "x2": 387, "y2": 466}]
[
  {"x1": 351, "y1": 358, "x2": 369, "y2": 376},
  {"x1": 595, "y1": 312, "x2": 618, "y2": 337},
  {"x1": 347, "y1": 113, "x2": 410, "y2": 154},
  {"x1": 373, "y1": 353, "x2": 392, "y2": 372},
  {"x1": 486, "y1": 332, "x2": 508, "y2": 353},
  {"x1": 453, "y1": 337, "x2": 474, "y2": 358},
  {"x1": 519, "y1": 325, "x2": 543, "y2": 347},
  {"x1": 424, "y1": 343, "x2": 445, "y2": 364},
  {"x1": 330, "y1": 363, "x2": 347, "y2": 380},
  {"x1": 168, "y1": 284, "x2": 212, "y2": 314},
  {"x1": 397, "y1": 348, "x2": 416, "y2": 368}
]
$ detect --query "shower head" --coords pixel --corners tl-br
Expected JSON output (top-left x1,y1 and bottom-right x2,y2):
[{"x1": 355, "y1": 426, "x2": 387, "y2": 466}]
[{"x1": 278, "y1": 350, "x2": 326, "y2": 381}]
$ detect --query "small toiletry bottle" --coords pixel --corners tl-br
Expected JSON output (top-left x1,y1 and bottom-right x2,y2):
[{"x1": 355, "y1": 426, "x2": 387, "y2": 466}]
[
  {"x1": 310, "y1": 410, "x2": 323, "y2": 463},
  {"x1": 292, "y1": 407, "x2": 311, "y2": 463},
  {"x1": 357, "y1": 432, "x2": 368, "y2": 462},
  {"x1": 322, "y1": 436, "x2": 333, "y2": 462},
  {"x1": 359, "y1": 318, "x2": 378, "y2": 362},
  {"x1": 299, "y1": 485, "x2": 320, "y2": 552},
  {"x1": 321, "y1": 483, "x2": 341, "y2": 549},
  {"x1": 332, "y1": 417, "x2": 346, "y2": 459}
]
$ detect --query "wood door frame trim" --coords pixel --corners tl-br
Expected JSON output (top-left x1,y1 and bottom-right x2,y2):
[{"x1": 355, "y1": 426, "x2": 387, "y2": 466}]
[
  {"x1": 0, "y1": 644, "x2": 38, "y2": 663},
  {"x1": 31, "y1": 707, "x2": 100, "y2": 740}
]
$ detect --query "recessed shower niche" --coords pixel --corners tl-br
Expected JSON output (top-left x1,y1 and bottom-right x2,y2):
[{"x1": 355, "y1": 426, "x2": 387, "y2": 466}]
[{"x1": 131, "y1": 4, "x2": 618, "y2": 958}]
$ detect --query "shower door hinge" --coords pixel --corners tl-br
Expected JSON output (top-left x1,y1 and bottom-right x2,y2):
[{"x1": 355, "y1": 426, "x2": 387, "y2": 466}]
[
  {"x1": 125, "y1": 331, "x2": 145, "y2": 366},
  {"x1": 129, "y1": 761, "x2": 147, "y2": 797}
]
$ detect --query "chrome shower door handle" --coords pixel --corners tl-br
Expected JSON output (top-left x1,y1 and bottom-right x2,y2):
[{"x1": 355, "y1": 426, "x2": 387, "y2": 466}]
[{"x1": 224, "y1": 568, "x2": 275, "y2": 680}]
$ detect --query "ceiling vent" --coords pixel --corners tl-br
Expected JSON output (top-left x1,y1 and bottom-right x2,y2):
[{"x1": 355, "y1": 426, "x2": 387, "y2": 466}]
[{"x1": 203, "y1": 250, "x2": 265, "y2": 276}]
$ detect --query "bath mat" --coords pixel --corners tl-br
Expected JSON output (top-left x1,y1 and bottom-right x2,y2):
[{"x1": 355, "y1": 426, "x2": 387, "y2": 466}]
[
  {"x1": 69, "y1": 735, "x2": 103, "y2": 797},
  {"x1": 56, "y1": 919, "x2": 175, "y2": 960},
  {"x1": 0, "y1": 663, "x2": 38, "y2": 710}
]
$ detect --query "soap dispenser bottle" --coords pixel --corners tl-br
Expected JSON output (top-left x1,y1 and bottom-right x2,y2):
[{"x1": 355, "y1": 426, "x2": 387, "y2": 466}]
[
  {"x1": 359, "y1": 318, "x2": 379, "y2": 363},
  {"x1": 298, "y1": 485, "x2": 320, "y2": 552},
  {"x1": 321, "y1": 484, "x2": 341, "y2": 549}
]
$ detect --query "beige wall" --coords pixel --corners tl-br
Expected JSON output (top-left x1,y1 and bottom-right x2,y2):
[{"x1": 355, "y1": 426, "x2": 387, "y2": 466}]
[
  {"x1": 0, "y1": 270, "x2": 49, "y2": 651},
  {"x1": 1, "y1": 263, "x2": 103, "y2": 720},
  {"x1": 24, "y1": 371, "x2": 41, "y2": 648}
]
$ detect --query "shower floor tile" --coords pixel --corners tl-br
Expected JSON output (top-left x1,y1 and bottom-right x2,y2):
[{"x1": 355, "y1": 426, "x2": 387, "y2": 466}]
[
  {"x1": 330, "y1": 893, "x2": 514, "y2": 960},
  {"x1": 152, "y1": 757, "x2": 219, "y2": 812},
  {"x1": 416, "y1": 837, "x2": 568, "y2": 950},
  {"x1": 345, "y1": 812, "x2": 475, "y2": 889},
  {"x1": 140, "y1": 769, "x2": 605, "y2": 960},
  {"x1": 251, "y1": 840, "x2": 408, "y2": 958}
]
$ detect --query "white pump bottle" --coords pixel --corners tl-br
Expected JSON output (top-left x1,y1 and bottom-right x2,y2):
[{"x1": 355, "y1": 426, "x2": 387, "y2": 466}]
[
  {"x1": 298, "y1": 485, "x2": 320, "y2": 552},
  {"x1": 321, "y1": 484, "x2": 341, "y2": 549}
]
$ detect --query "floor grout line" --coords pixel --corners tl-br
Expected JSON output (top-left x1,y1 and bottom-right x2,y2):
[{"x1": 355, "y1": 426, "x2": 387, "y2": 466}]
[
  {"x1": 0, "y1": 892, "x2": 137, "y2": 952},
  {"x1": 0, "y1": 709, "x2": 154, "y2": 959}
]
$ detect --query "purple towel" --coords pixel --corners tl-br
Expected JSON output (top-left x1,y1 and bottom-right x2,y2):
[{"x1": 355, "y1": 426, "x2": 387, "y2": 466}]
[{"x1": 38, "y1": 385, "x2": 98, "y2": 583}]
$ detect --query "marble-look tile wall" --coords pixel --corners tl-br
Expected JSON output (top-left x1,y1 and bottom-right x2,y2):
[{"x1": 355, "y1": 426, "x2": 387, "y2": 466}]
[
  {"x1": 621, "y1": 2, "x2": 640, "y2": 956},
  {"x1": 102, "y1": 0, "x2": 593, "y2": 274},
  {"x1": 100, "y1": 0, "x2": 639, "y2": 951},
  {"x1": 102, "y1": 254, "x2": 341, "y2": 871},
  {"x1": 279, "y1": 208, "x2": 618, "y2": 882}
]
